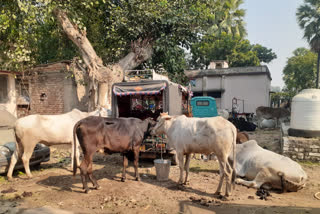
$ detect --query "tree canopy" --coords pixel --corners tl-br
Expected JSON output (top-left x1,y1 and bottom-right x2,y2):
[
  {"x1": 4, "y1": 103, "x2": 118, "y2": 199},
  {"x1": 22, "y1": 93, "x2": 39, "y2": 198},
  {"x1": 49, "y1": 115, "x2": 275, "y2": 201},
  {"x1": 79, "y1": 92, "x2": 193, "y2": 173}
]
[
  {"x1": 0, "y1": 0, "x2": 277, "y2": 88},
  {"x1": 297, "y1": 0, "x2": 320, "y2": 88},
  {"x1": 207, "y1": 0, "x2": 246, "y2": 38},
  {"x1": 282, "y1": 47, "x2": 317, "y2": 95},
  {"x1": 0, "y1": 1, "x2": 225, "y2": 69},
  {"x1": 189, "y1": 33, "x2": 277, "y2": 68}
]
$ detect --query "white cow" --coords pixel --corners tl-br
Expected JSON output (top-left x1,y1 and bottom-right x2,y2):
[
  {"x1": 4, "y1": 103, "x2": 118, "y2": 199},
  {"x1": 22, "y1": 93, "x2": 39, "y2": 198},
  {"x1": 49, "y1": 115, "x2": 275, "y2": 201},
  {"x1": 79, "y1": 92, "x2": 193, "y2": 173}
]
[
  {"x1": 151, "y1": 113, "x2": 237, "y2": 197},
  {"x1": 256, "y1": 106, "x2": 290, "y2": 128},
  {"x1": 260, "y1": 119, "x2": 276, "y2": 129},
  {"x1": 7, "y1": 108, "x2": 108, "y2": 180},
  {"x1": 234, "y1": 140, "x2": 307, "y2": 192},
  {"x1": 217, "y1": 109, "x2": 229, "y2": 120}
]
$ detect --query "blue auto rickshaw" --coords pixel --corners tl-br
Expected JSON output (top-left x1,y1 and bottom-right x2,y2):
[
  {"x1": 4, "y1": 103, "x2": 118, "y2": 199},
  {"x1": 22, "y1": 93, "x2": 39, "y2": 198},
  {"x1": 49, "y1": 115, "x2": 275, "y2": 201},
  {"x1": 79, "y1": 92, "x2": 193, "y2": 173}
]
[{"x1": 190, "y1": 96, "x2": 218, "y2": 118}]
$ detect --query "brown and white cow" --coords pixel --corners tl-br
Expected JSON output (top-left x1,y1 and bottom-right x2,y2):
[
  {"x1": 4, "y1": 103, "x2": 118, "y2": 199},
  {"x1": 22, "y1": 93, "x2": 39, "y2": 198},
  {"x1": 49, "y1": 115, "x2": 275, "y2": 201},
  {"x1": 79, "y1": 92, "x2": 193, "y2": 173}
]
[
  {"x1": 256, "y1": 106, "x2": 290, "y2": 128},
  {"x1": 236, "y1": 131, "x2": 249, "y2": 144},
  {"x1": 7, "y1": 108, "x2": 108, "y2": 180},
  {"x1": 72, "y1": 116, "x2": 155, "y2": 193},
  {"x1": 151, "y1": 113, "x2": 237, "y2": 197}
]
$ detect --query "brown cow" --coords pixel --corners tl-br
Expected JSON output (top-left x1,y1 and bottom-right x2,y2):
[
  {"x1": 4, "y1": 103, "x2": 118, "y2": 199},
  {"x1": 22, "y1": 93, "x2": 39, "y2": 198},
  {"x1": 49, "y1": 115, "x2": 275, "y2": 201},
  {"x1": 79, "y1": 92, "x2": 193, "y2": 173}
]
[
  {"x1": 236, "y1": 131, "x2": 249, "y2": 144},
  {"x1": 72, "y1": 116, "x2": 155, "y2": 193},
  {"x1": 256, "y1": 106, "x2": 290, "y2": 128}
]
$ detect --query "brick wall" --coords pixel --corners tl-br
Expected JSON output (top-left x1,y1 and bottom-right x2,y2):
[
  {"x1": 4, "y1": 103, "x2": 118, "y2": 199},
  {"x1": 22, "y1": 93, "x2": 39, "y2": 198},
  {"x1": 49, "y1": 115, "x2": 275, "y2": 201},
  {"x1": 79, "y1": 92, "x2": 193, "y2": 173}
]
[
  {"x1": 281, "y1": 123, "x2": 320, "y2": 162},
  {"x1": 282, "y1": 137, "x2": 320, "y2": 161},
  {"x1": 28, "y1": 62, "x2": 69, "y2": 115},
  {"x1": 17, "y1": 61, "x2": 89, "y2": 116},
  {"x1": 29, "y1": 72, "x2": 65, "y2": 114}
]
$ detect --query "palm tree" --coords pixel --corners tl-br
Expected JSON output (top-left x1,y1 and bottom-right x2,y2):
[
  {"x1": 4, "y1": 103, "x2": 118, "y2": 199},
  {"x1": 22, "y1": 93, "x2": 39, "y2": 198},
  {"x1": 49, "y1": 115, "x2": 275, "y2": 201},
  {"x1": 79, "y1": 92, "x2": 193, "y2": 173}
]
[
  {"x1": 209, "y1": 0, "x2": 247, "y2": 38},
  {"x1": 297, "y1": 0, "x2": 320, "y2": 88}
]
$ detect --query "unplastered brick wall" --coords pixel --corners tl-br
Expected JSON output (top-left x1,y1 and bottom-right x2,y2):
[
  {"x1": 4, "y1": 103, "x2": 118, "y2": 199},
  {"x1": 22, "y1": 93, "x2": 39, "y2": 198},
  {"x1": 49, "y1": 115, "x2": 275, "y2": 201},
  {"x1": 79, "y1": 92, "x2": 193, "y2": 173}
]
[
  {"x1": 282, "y1": 136, "x2": 320, "y2": 162},
  {"x1": 29, "y1": 62, "x2": 69, "y2": 115}
]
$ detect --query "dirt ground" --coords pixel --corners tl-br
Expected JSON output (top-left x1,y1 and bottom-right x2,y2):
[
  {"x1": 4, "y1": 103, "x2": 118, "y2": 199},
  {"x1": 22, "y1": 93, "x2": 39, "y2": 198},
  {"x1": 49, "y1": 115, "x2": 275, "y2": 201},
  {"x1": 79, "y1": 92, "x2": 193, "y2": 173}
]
[{"x1": 1, "y1": 128, "x2": 320, "y2": 214}]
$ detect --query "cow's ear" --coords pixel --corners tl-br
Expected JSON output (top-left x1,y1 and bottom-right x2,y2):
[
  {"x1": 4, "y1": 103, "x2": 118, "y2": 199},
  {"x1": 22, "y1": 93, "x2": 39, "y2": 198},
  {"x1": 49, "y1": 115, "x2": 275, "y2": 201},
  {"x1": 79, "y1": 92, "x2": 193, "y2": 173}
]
[{"x1": 164, "y1": 116, "x2": 171, "y2": 120}]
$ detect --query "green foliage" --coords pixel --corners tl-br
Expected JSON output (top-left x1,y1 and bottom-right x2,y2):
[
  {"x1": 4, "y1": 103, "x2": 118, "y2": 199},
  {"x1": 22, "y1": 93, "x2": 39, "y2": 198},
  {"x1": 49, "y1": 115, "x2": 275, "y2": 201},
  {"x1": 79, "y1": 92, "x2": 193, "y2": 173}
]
[
  {"x1": 270, "y1": 91, "x2": 292, "y2": 106},
  {"x1": 189, "y1": 33, "x2": 275, "y2": 68},
  {"x1": 252, "y1": 44, "x2": 277, "y2": 64},
  {"x1": 282, "y1": 48, "x2": 317, "y2": 95},
  {"x1": 297, "y1": 0, "x2": 320, "y2": 88},
  {"x1": 208, "y1": 0, "x2": 246, "y2": 38},
  {"x1": 297, "y1": 0, "x2": 320, "y2": 52},
  {"x1": 0, "y1": 0, "x2": 248, "y2": 85},
  {"x1": 143, "y1": 43, "x2": 189, "y2": 85}
]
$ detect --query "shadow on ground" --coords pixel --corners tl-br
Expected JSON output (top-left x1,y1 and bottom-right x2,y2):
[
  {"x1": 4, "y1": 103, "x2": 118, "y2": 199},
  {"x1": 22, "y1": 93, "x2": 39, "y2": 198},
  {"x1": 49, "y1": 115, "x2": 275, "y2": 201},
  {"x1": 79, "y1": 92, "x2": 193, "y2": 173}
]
[{"x1": 179, "y1": 200, "x2": 320, "y2": 214}]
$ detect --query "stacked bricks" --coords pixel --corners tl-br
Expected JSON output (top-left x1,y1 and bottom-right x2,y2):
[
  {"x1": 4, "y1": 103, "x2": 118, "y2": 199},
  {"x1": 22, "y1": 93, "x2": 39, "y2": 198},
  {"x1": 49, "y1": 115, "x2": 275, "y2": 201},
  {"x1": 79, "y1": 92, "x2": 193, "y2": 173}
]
[
  {"x1": 281, "y1": 123, "x2": 320, "y2": 162},
  {"x1": 29, "y1": 62, "x2": 69, "y2": 115}
]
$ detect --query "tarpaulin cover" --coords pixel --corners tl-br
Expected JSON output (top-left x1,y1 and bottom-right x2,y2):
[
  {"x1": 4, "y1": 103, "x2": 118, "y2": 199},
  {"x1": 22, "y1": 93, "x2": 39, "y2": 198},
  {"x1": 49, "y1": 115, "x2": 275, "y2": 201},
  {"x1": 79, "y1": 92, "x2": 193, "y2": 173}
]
[{"x1": 113, "y1": 82, "x2": 167, "y2": 96}]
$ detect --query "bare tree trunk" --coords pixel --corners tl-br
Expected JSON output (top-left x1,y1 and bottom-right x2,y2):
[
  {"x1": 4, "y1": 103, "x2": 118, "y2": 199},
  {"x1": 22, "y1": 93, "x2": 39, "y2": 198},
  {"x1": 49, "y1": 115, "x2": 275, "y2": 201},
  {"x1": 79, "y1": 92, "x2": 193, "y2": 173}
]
[
  {"x1": 70, "y1": 59, "x2": 87, "y2": 103},
  {"x1": 54, "y1": 9, "x2": 153, "y2": 110},
  {"x1": 317, "y1": 52, "x2": 320, "y2": 88}
]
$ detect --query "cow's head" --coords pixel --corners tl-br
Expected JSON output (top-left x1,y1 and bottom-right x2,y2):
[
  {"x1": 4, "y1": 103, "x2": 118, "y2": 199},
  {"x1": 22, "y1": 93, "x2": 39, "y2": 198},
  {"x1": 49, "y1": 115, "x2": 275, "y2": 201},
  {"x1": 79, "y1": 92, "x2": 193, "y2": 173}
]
[
  {"x1": 151, "y1": 112, "x2": 172, "y2": 136},
  {"x1": 89, "y1": 106, "x2": 111, "y2": 117},
  {"x1": 143, "y1": 117, "x2": 157, "y2": 131}
]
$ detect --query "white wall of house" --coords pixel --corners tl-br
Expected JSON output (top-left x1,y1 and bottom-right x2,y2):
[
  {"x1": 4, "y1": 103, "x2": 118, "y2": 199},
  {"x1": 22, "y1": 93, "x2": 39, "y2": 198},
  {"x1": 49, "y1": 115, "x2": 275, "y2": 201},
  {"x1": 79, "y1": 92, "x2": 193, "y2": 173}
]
[
  {"x1": 191, "y1": 74, "x2": 270, "y2": 114},
  {"x1": 0, "y1": 73, "x2": 17, "y2": 117},
  {"x1": 221, "y1": 75, "x2": 270, "y2": 113}
]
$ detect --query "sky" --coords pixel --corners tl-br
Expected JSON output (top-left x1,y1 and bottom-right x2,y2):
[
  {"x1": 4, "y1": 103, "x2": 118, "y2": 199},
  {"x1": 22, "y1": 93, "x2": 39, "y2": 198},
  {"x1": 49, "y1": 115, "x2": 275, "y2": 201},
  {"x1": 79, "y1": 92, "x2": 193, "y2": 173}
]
[{"x1": 242, "y1": 0, "x2": 308, "y2": 89}]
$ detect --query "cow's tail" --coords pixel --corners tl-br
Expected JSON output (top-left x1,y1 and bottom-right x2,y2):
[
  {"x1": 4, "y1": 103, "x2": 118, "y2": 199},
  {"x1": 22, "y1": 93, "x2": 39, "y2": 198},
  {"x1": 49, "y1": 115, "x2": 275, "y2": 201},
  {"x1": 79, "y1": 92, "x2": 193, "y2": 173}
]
[
  {"x1": 231, "y1": 126, "x2": 237, "y2": 188},
  {"x1": 73, "y1": 121, "x2": 81, "y2": 177}
]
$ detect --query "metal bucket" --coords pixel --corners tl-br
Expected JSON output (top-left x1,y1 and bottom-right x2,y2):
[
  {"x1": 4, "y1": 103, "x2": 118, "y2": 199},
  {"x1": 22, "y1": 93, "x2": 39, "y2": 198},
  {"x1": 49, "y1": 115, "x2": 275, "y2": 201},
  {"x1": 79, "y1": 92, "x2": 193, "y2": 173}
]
[{"x1": 154, "y1": 159, "x2": 171, "y2": 181}]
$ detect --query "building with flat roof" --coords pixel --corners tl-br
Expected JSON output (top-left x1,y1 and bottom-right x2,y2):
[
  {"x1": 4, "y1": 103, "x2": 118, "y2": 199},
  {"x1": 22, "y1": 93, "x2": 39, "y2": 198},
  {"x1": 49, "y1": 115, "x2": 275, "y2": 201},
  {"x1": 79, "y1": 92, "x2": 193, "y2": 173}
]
[{"x1": 185, "y1": 61, "x2": 272, "y2": 114}]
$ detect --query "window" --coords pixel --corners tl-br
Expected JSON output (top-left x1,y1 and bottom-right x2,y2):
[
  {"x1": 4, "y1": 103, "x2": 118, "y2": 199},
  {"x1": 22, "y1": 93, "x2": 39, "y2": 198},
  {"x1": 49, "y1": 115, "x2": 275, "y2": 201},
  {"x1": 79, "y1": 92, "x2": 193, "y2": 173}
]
[
  {"x1": 207, "y1": 91, "x2": 222, "y2": 98},
  {"x1": 196, "y1": 100, "x2": 209, "y2": 106},
  {"x1": 16, "y1": 78, "x2": 29, "y2": 97},
  {"x1": 0, "y1": 75, "x2": 8, "y2": 103},
  {"x1": 192, "y1": 92, "x2": 203, "y2": 97},
  {"x1": 216, "y1": 63, "x2": 222, "y2": 68}
]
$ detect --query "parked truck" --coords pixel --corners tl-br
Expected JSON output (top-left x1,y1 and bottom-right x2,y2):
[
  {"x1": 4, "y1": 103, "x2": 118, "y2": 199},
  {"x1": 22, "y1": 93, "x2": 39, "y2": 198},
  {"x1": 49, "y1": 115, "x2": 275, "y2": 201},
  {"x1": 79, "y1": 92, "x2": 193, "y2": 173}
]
[
  {"x1": 190, "y1": 96, "x2": 218, "y2": 118},
  {"x1": 111, "y1": 70, "x2": 192, "y2": 163}
]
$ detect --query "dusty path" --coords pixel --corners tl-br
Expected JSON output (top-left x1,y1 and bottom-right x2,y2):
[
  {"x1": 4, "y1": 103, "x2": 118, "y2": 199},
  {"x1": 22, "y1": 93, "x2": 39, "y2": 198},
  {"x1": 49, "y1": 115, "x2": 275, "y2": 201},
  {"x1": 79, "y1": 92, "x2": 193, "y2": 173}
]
[{"x1": 1, "y1": 129, "x2": 320, "y2": 214}]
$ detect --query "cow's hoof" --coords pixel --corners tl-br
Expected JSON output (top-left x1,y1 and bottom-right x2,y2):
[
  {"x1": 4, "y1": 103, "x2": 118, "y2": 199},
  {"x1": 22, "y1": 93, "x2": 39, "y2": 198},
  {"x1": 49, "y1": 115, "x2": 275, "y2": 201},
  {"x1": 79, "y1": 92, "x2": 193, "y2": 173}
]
[
  {"x1": 183, "y1": 181, "x2": 189, "y2": 185},
  {"x1": 235, "y1": 178, "x2": 242, "y2": 184},
  {"x1": 218, "y1": 195, "x2": 228, "y2": 201},
  {"x1": 85, "y1": 189, "x2": 91, "y2": 194},
  {"x1": 121, "y1": 177, "x2": 126, "y2": 182},
  {"x1": 135, "y1": 177, "x2": 140, "y2": 181},
  {"x1": 95, "y1": 186, "x2": 101, "y2": 190},
  {"x1": 213, "y1": 191, "x2": 221, "y2": 196},
  {"x1": 7, "y1": 177, "x2": 13, "y2": 181}
]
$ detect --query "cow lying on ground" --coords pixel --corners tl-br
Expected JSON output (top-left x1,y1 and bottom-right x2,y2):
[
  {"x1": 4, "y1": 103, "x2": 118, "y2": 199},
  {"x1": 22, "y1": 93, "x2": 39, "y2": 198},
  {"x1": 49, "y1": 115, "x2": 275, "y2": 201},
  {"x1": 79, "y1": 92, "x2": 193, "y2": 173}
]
[
  {"x1": 234, "y1": 140, "x2": 307, "y2": 192},
  {"x1": 236, "y1": 131, "x2": 249, "y2": 144},
  {"x1": 7, "y1": 108, "x2": 108, "y2": 180},
  {"x1": 73, "y1": 116, "x2": 155, "y2": 193},
  {"x1": 151, "y1": 113, "x2": 237, "y2": 197},
  {"x1": 229, "y1": 117, "x2": 256, "y2": 132},
  {"x1": 256, "y1": 106, "x2": 290, "y2": 128},
  {"x1": 260, "y1": 118, "x2": 276, "y2": 129},
  {"x1": 196, "y1": 131, "x2": 248, "y2": 161}
]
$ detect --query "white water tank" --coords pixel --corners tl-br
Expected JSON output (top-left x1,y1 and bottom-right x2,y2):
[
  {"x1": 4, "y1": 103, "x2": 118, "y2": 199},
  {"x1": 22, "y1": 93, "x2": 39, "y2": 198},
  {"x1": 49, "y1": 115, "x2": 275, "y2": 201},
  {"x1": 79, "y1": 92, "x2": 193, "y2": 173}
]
[{"x1": 289, "y1": 89, "x2": 320, "y2": 137}]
